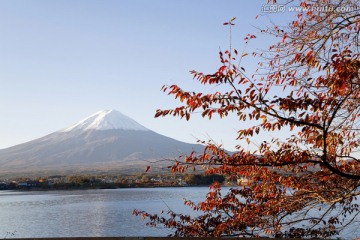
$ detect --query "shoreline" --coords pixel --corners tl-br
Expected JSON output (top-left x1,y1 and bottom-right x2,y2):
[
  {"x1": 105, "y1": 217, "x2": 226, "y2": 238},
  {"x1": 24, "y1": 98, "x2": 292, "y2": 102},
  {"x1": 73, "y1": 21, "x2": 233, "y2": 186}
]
[{"x1": 0, "y1": 184, "x2": 229, "y2": 192}]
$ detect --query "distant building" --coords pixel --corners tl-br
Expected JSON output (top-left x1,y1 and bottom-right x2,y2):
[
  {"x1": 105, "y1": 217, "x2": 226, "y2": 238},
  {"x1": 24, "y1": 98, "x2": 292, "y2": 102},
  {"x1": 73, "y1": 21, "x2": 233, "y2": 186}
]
[
  {"x1": 237, "y1": 177, "x2": 252, "y2": 186},
  {"x1": 0, "y1": 182, "x2": 8, "y2": 190},
  {"x1": 18, "y1": 181, "x2": 37, "y2": 188}
]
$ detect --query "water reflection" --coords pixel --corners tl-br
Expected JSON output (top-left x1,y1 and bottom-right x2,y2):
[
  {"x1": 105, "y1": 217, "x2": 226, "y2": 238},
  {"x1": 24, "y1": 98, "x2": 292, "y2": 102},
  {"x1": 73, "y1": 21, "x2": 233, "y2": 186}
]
[
  {"x1": 0, "y1": 187, "x2": 209, "y2": 238},
  {"x1": 2, "y1": 187, "x2": 356, "y2": 238}
]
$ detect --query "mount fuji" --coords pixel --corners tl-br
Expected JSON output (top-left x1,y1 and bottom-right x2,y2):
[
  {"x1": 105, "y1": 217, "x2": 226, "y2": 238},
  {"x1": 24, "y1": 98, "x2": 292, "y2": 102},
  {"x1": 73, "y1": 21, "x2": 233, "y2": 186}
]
[{"x1": 0, "y1": 110, "x2": 204, "y2": 175}]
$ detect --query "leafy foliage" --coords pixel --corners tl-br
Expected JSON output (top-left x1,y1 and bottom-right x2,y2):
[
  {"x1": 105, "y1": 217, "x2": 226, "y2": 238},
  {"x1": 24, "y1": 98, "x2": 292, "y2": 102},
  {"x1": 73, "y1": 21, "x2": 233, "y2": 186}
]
[{"x1": 134, "y1": 0, "x2": 360, "y2": 237}]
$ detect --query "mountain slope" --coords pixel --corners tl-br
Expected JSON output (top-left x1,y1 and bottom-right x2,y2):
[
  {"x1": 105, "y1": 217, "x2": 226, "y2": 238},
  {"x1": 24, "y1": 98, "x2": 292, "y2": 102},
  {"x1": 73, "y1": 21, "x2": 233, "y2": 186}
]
[
  {"x1": 62, "y1": 109, "x2": 150, "y2": 132},
  {"x1": 0, "y1": 110, "x2": 204, "y2": 175}
]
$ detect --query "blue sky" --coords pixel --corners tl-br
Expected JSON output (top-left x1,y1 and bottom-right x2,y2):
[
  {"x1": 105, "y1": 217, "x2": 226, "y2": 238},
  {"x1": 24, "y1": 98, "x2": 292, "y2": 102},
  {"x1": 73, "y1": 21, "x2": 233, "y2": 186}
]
[{"x1": 0, "y1": 1, "x2": 293, "y2": 150}]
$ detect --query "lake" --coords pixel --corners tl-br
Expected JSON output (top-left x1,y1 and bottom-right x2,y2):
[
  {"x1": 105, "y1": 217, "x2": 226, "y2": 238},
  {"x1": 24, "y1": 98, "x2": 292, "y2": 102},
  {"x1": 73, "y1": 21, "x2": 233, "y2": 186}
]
[
  {"x1": 0, "y1": 187, "x2": 211, "y2": 238},
  {"x1": 0, "y1": 187, "x2": 358, "y2": 238}
]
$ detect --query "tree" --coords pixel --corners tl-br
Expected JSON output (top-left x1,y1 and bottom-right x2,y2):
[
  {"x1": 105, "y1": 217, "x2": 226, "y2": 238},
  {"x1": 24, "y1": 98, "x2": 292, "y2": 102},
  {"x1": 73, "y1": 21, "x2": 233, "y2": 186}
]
[
  {"x1": 134, "y1": 0, "x2": 360, "y2": 238},
  {"x1": 183, "y1": 174, "x2": 225, "y2": 185}
]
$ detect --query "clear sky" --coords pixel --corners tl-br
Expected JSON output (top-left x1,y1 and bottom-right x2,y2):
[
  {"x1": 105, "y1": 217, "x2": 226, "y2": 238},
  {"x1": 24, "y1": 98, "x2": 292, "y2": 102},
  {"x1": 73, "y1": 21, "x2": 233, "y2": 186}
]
[{"x1": 0, "y1": 0, "x2": 293, "y2": 150}]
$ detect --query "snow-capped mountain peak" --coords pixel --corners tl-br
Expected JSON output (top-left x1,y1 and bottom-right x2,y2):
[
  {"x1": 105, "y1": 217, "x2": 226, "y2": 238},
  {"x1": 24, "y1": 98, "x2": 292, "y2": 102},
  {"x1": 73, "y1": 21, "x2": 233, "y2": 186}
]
[{"x1": 61, "y1": 110, "x2": 149, "y2": 132}]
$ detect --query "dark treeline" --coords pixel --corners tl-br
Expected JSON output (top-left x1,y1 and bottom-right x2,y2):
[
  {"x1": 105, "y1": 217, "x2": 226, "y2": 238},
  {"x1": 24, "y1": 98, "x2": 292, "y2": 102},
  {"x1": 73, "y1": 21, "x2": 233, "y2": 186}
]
[
  {"x1": 0, "y1": 173, "x2": 227, "y2": 190},
  {"x1": 183, "y1": 174, "x2": 225, "y2": 185}
]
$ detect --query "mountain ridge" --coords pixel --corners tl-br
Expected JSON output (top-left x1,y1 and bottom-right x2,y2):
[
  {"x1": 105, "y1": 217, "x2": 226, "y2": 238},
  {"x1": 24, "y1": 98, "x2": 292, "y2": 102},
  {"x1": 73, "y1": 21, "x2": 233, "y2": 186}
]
[
  {"x1": 61, "y1": 109, "x2": 149, "y2": 132},
  {"x1": 0, "y1": 110, "x2": 204, "y2": 175}
]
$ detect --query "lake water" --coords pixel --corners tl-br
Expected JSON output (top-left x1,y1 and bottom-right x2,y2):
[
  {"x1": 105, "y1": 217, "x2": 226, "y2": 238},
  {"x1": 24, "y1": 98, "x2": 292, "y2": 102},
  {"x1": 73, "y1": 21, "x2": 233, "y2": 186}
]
[
  {"x1": 0, "y1": 187, "x2": 211, "y2": 238},
  {"x1": 0, "y1": 187, "x2": 359, "y2": 238}
]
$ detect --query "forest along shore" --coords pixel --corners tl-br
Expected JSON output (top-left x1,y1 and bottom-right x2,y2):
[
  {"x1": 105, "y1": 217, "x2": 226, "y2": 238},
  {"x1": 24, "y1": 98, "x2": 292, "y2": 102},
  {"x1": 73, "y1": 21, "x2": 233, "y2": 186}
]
[{"x1": 0, "y1": 173, "x2": 227, "y2": 190}]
